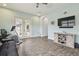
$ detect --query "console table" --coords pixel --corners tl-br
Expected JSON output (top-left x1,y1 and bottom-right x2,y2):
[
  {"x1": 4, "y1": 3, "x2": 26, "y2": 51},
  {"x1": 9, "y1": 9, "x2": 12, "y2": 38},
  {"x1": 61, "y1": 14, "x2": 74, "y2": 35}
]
[{"x1": 54, "y1": 33, "x2": 76, "y2": 48}]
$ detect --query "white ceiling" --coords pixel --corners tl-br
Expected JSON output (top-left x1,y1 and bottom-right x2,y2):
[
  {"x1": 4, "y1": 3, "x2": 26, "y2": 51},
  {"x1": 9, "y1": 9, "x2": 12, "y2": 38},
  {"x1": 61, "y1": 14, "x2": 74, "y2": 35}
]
[
  {"x1": 0, "y1": 3, "x2": 54, "y2": 15},
  {"x1": 0, "y1": 3, "x2": 79, "y2": 16}
]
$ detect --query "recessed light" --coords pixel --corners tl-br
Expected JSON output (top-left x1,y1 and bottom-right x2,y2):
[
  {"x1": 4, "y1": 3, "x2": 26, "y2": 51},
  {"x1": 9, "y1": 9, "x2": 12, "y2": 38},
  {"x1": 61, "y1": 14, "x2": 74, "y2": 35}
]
[{"x1": 3, "y1": 3, "x2": 7, "y2": 7}]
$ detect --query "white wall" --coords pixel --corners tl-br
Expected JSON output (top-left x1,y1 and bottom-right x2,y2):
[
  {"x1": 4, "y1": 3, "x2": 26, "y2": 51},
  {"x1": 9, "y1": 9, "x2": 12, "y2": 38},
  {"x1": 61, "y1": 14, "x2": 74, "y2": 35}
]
[
  {"x1": 0, "y1": 7, "x2": 33, "y2": 33},
  {"x1": 31, "y1": 16, "x2": 41, "y2": 37},
  {"x1": 31, "y1": 16, "x2": 48, "y2": 37},
  {"x1": 0, "y1": 7, "x2": 48, "y2": 38},
  {"x1": 47, "y1": 4, "x2": 79, "y2": 44}
]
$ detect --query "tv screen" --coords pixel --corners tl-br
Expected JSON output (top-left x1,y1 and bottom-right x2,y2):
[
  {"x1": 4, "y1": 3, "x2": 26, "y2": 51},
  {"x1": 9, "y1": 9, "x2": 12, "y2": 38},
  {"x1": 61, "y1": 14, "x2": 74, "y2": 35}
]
[{"x1": 58, "y1": 16, "x2": 75, "y2": 28}]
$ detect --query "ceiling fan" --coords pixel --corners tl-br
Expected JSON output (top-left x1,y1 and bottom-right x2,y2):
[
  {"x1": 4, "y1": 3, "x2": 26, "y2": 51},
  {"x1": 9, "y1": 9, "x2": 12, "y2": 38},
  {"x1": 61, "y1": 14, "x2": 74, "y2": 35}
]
[{"x1": 36, "y1": 3, "x2": 48, "y2": 8}]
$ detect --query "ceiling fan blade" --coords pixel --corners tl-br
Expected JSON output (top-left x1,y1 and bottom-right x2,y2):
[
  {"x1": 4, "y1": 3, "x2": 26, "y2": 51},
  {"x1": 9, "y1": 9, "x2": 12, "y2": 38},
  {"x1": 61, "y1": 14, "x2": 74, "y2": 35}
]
[{"x1": 42, "y1": 3, "x2": 48, "y2": 5}]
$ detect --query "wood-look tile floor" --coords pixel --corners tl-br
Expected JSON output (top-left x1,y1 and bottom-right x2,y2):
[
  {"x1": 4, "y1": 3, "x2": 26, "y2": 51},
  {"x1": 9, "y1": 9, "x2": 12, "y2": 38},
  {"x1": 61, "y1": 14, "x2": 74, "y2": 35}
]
[{"x1": 18, "y1": 37, "x2": 79, "y2": 56}]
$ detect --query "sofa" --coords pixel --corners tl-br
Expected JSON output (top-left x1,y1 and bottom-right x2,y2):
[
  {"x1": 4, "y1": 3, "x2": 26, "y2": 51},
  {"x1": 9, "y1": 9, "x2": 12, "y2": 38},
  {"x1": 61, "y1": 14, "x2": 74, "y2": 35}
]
[{"x1": 0, "y1": 29, "x2": 19, "y2": 56}]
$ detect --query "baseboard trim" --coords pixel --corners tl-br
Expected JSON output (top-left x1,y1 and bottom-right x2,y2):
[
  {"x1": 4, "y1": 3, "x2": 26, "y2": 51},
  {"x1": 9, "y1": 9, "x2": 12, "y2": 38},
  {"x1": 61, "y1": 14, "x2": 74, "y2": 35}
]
[{"x1": 23, "y1": 36, "x2": 48, "y2": 39}]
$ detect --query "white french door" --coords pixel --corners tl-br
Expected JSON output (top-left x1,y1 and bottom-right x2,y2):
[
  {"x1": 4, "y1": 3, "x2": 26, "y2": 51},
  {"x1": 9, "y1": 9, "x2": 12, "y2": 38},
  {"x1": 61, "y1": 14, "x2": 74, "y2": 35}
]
[
  {"x1": 23, "y1": 20, "x2": 31, "y2": 38},
  {"x1": 15, "y1": 17, "x2": 23, "y2": 38},
  {"x1": 15, "y1": 17, "x2": 31, "y2": 39}
]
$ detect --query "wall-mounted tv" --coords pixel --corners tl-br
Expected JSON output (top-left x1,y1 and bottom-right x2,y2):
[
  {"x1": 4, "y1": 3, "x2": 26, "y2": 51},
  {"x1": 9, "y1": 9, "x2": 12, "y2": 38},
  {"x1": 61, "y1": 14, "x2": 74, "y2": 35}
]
[{"x1": 58, "y1": 16, "x2": 75, "y2": 28}]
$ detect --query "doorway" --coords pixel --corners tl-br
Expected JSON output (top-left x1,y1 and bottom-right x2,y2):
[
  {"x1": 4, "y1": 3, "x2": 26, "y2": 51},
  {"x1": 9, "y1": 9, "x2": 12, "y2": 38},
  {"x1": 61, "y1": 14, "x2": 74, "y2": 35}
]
[
  {"x1": 40, "y1": 16, "x2": 48, "y2": 37},
  {"x1": 15, "y1": 17, "x2": 31, "y2": 39}
]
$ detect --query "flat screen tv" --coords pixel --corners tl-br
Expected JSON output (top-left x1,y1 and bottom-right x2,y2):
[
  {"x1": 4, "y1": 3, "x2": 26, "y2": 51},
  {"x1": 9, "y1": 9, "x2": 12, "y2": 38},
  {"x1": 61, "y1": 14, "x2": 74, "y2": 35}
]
[{"x1": 58, "y1": 16, "x2": 75, "y2": 28}]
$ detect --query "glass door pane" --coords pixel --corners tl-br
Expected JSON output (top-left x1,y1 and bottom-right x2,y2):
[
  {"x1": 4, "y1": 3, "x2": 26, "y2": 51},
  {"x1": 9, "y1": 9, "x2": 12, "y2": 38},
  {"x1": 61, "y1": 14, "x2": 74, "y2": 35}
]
[{"x1": 15, "y1": 17, "x2": 23, "y2": 38}]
